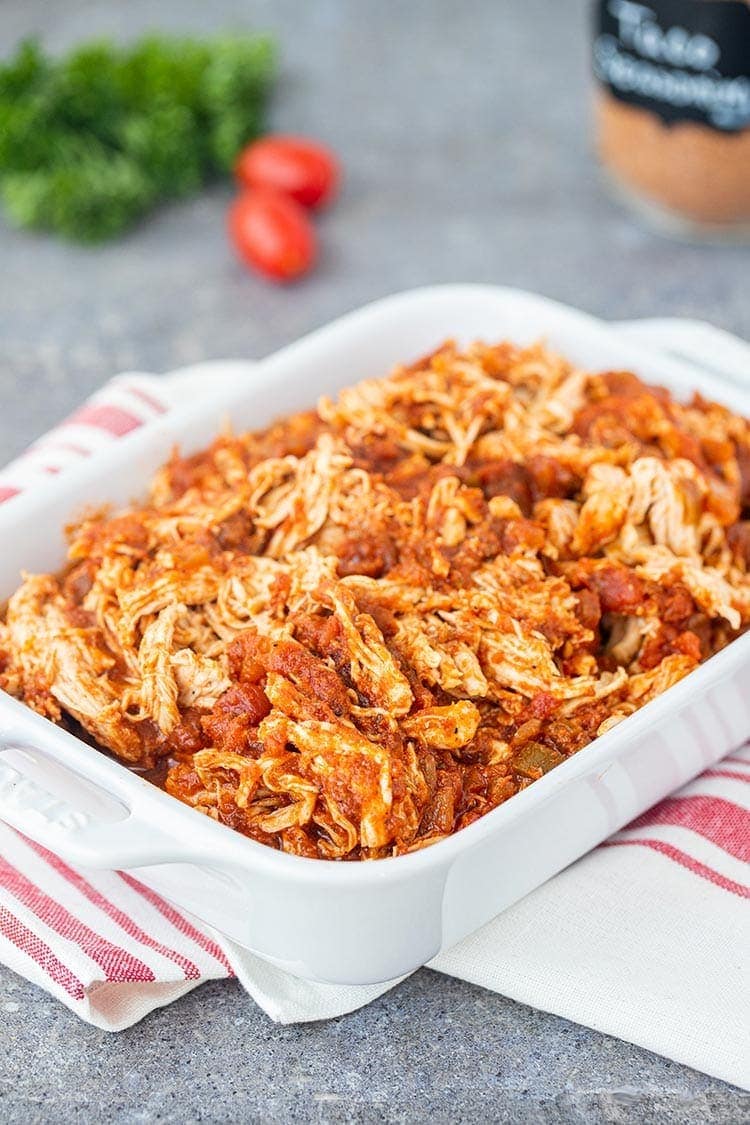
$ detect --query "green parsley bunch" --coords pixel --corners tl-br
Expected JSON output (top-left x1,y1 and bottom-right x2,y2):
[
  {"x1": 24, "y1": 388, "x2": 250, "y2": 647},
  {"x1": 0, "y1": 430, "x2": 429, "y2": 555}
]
[{"x1": 0, "y1": 34, "x2": 276, "y2": 242}]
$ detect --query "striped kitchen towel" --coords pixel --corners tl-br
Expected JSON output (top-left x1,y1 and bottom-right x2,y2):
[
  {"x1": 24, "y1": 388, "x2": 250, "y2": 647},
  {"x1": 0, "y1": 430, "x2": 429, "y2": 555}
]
[
  {"x1": 0, "y1": 326, "x2": 748, "y2": 1091},
  {"x1": 0, "y1": 360, "x2": 248, "y2": 502},
  {"x1": 0, "y1": 749, "x2": 747, "y2": 1087}
]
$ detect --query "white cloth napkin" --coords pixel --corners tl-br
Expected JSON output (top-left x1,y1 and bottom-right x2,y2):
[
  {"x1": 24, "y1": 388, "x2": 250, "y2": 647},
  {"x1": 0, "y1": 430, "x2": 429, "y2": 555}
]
[{"x1": 0, "y1": 321, "x2": 748, "y2": 1092}]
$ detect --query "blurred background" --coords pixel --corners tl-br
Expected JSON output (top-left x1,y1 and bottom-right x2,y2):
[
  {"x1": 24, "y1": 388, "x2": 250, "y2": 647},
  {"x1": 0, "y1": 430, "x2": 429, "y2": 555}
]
[{"x1": 2, "y1": 0, "x2": 747, "y2": 465}]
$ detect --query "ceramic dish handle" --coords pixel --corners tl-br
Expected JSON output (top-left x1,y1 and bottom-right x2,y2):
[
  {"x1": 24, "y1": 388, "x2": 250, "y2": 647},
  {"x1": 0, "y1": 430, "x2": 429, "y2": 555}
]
[{"x1": 0, "y1": 746, "x2": 187, "y2": 869}]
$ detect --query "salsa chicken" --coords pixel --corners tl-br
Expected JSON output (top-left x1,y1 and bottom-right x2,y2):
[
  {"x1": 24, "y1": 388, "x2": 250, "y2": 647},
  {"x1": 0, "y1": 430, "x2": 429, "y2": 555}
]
[{"x1": 2, "y1": 339, "x2": 749, "y2": 859}]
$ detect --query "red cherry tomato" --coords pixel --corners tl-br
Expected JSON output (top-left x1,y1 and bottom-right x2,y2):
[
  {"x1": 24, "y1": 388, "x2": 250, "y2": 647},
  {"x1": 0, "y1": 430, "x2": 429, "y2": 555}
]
[
  {"x1": 228, "y1": 189, "x2": 316, "y2": 283},
  {"x1": 235, "y1": 136, "x2": 340, "y2": 210}
]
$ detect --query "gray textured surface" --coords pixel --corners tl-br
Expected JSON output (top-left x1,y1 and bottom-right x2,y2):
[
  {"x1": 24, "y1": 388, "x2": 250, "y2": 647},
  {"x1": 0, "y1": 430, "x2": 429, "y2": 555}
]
[{"x1": 0, "y1": 1, "x2": 748, "y2": 1121}]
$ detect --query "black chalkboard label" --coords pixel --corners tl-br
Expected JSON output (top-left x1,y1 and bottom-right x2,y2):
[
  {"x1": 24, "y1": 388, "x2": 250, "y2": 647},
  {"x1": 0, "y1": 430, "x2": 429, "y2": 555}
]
[{"x1": 593, "y1": 0, "x2": 750, "y2": 131}]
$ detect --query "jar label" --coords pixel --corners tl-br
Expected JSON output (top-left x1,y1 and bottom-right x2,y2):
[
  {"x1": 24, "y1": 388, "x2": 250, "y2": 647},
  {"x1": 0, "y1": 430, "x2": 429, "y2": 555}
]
[{"x1": 593, "y1": 0, "x2": 750, "y2": 131}]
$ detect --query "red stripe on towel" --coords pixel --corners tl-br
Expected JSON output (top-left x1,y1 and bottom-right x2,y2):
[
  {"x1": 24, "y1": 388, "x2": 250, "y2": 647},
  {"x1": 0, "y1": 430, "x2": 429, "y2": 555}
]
[
  {"x1": 0, "y1": 856, "x2": 155, "y2": 982},
  {"x1": 124, "y1": 385, "x2": 168, "y2": 414},
  {"x1": 0, "y1": 903, "x2": 85, "y2": 1000},
  {"x1": 629, "y1": 795, "x2": 750, "y2": 863},
  {"x1": 118, "y1": 872, "x2": 232, "y2": 973},
  {"x1": 603, "y1": 838, "x2": 750, "y2": 899},
  {"x1": 67, "y1": 404, "x2": 142, "y2": 436},
  {"x1": 703, "y1": 768, "x2": 750, "y2": 785},
  {"x1": 21, "y1": 836, "x2": 202, "y2": 980}
]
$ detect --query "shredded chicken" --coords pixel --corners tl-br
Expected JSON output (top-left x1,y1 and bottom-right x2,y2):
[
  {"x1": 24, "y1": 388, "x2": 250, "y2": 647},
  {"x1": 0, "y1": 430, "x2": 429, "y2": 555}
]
[{"x1": 2, "y1": 339, "x2": 749, "y2": 859}]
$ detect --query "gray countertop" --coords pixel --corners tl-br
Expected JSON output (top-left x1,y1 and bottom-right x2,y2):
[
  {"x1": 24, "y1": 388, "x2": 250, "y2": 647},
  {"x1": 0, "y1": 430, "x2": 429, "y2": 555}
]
[{"x1": 0, "y1": 1, "x2": 748, "y2": 1121}]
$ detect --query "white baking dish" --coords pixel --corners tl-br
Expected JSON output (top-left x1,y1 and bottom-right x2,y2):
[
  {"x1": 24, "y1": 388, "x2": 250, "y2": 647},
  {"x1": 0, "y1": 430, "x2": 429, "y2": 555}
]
[{"x1": 0, "y1": 285, "x2": 749, "y2": 986}]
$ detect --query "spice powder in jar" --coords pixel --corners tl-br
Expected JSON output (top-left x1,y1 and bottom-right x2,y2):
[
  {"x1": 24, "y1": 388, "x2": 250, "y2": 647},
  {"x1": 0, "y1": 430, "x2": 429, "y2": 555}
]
[{"x1": 592, "y1": 0, "x2": 750, "y2": 237}]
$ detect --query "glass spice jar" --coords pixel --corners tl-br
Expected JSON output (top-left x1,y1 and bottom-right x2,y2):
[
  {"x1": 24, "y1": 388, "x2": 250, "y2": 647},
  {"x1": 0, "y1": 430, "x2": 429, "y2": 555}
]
[{"x1": 592, "y1": 0, "x2": 750, "y2": 239}]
